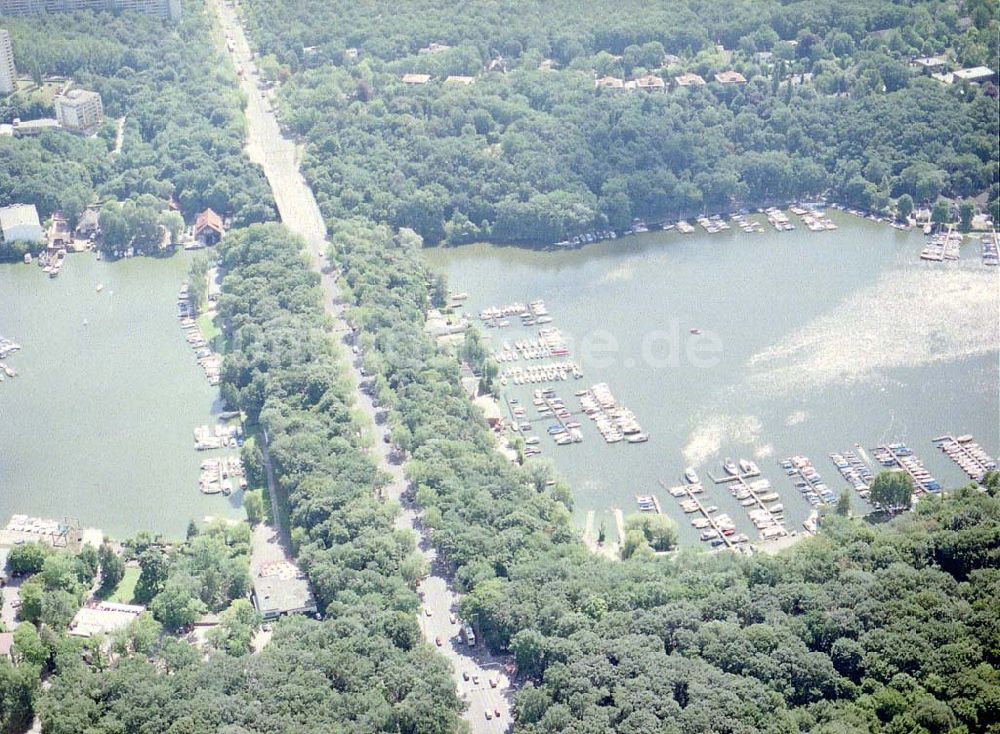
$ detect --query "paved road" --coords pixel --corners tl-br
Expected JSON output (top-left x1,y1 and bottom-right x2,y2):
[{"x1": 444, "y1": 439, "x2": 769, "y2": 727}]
[{"x1": 212, "y1": 2, "x2": 513, "y2": 729}]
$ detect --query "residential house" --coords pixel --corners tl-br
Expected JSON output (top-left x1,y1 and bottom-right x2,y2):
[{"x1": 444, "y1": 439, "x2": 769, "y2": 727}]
[
  {"x1": 634, "y1": 73, "x2": 666, "y2": 92},
  {"x1": 444, "y1": 75, "x2": 475, "y2": 85},
  {"x1": 595, "y1": 75, "x2": 625, "y2": 90},
  {"x1": 193, "y1": 208, "x2": 224, "y2": 246},
  {"x1": 952, "y1": 66, "x2": 995, "y2": 84},
  {"x1": 75, "y1": 208, "x2": 100, "y2": 239},
  {"x1": 714, "y1": 70, "x2": 747, "y2": 84},
  {"x1": 401, "y1": 73, "x2": 431, "y2": 85},
  {"x1": 674, "y1": 73, "x2": 706, "y2": 87},
  {"x1": 46, "y1": 213, "x2": 71, "y2": 251}
]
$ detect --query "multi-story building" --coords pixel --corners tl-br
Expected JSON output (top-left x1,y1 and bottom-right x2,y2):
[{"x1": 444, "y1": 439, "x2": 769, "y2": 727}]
[
  {"x1": 0, "y1": 0, "x2": 180, "y2": 21},
  {"x1": 0, "y1": 29, "x2": 15, "y2": 94},
  {"x1": 54, "y1": 88, "x2": 102, "y2": 134}
]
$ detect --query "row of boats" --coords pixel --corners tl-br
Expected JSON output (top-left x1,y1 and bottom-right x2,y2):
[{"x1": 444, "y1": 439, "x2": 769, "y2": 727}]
[
  {"x1": 933, "y1": 434, "x2": 996, "y2": 482},
  {"x1": 0, "y1": 337, "x2": 20, "y2": 385},
  {"x1": 920, "y1": 230, "x2": 963, "y2": 262},
  {"x1": 199, "y1": 455, "x2": 247, "y2": 496},
  {"x1": 528, "y1": 389, "x2": 584, "y2": 447},
  {"x1": 37, "y1": 249, "x2": 66, "y2": 278},
  {"x1": 829, "y1": 450, "x2": 874, "y2": 500},
  {"x1": 781, "y1": 456, "x2": 837, "y2": 507},
  {"x1": 178, "y1": 284, "x2": 221, "y2": 385},
  {"x1": 981, "y1": 233, "x2": 998, "y2": 266},
  {"x1": 578, "y1": 383, "x2": 647, "y2": 444},
  {"x1": 194, "y1": 423, "x2": 243, "y2": 451},
  {"x1": 789, "y1": 204, "x2": 839, "y2": 231},
  {"x1": 479, "y1": 299, "x2": 553, "y2": 328},
  {"x1": 499, "y1": 361, "x2": 583, "y2": 386},
  {"x1": 553, "y1": 230, "x2": 619, "y2": 247},
  {"x1": 493, "y1": 332, "x2": 570, "y2": 362},
  {"x1": 873, "y1": 443, "x2": 942, "y2": 494}
]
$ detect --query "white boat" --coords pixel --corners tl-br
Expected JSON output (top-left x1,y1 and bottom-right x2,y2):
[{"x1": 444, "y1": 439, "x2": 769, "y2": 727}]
[
  {"x1": 96, "y1": 283, "x2": 104, "y2": 292},
  {"x1": 684, "y1": 467, "x2": 699, "y2": 484},
  {"x1": 739, "y1": 458, "x2": 754, "y2": 473},
  {"x1": 724, "y1": 458, "x2": 739, "y2": 475}
]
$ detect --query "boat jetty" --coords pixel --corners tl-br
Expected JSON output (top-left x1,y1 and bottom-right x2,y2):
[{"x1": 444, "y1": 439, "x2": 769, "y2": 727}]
[
  {"x1": 531, "y1": 388, "x2": 583, "y2": 447},
  {"x1": 194, "y1": 422, "x2": 243, "y2": 451},
  {"x1": 932, "y1": 434, "x2": 997, "y2": 483},
  {"x1": 635, "y1": 494, "x2": 662, "y2": 514},
  {"x1": 199, "y1": 455, "x2": 247, "y2": 496},
  {"x1": 779, "y1": 455, "x2": 836, "y2": 507},
  {"x1": 981, "y1": 232, "x2": 998, "y2": 266},
  {"x1": 38, "y1": 248, "x2": 67, "y2": 278},
  {"x1": 578, "y1": 383, "x2": 647, "y2": 444},
  {"x1": 479, "y1": 299, "x2": 552, "y2": 328},
  {"x1": 920, "y1": 228, "x2": 963, "y2": 262},
  {"x1": 765, "y1": 207, "x2": 794, "y2": 231},
  {"x1": 732, "y1": 213, "x2": 764, "y2": 233},
  {"x1": 829, "y1": 450, "x2": 874, "y2": 501},
  {"x1": 502, "y1": 360, "x2": 583, "y2": 385},
  {"x1": 711, "y1": 459, "x2": 789, "y2": 541},
  {"x1": 661, "y1": 478, "x2": 745, "y2": 551},
  {"x1": 789, "y1": 204, "x2": 837, "y2": 231},
  {"x1": 178, "y1": 283, "x2": 221, "y2": 385},
  {"x1": 872, "y1": 443, "x2": 942, "y2": 495},
  {"x1": 0, "y1": 336, "x2": 21, "y2": 384}
]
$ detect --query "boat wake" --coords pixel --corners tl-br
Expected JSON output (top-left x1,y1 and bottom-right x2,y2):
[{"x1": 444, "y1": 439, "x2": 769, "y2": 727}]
[{"x1": 747, "y1": 266, "x2": 999, "y2": 395}]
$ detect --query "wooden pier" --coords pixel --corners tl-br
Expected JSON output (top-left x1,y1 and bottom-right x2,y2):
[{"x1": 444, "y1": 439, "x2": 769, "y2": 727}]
[
  {"x1": 932, "y1": 435, "x2": 997, "y2": 482},
  {"x1": 726, "y1": 474, "x2": 788, "y2": 539},
  {"x1": 658, "y1": 479, "x2": 735, "y2": 550},
  {"x1": 875, "y1": 444, "x2": 938, "y2": 494}
]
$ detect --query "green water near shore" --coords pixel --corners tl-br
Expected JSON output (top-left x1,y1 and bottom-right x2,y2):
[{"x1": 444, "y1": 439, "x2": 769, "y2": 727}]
[
  {"x1": 425, "y1": 212, "x2": 1000, "y2": 546},
  {"x1": 0, "y1": 252, "x2": 243, "y2": 539}
]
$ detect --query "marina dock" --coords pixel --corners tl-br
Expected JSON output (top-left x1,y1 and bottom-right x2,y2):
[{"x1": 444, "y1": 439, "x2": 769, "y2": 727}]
[
  {"x1": 932, "y1": 434, "x2": 997, "y2": 483},
  {"x1": 872, "y1": 444, "x2": 941, "y2": 494},
  {"x1": 660, "y1": 478, "x2": 736, "y2": 550},
  {"x1": 829, "y1": 449, "x2": 874, "y2": 500},
  {"x1": 779, "y1": 455, "x2": 835, "y2": 508}
]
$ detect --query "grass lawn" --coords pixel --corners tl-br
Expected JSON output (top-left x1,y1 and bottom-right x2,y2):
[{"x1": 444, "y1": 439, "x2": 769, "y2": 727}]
[
  {"x1": 197, "y1": 310, "x2": 222, "y2": 345},
  {"x1": 107, "y1": 566, "x2": 140, "y2": 604}
]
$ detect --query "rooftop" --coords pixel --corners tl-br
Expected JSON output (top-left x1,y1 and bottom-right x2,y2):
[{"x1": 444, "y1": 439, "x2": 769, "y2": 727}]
[
  {"x1": 675, "y1": 73, "x2": 706, "y2": 86},
  {"x1": 0, "y1": 204, "x2": 41, "y2": 230},
  {"x1": 252, "y1": 559, "x2": 317, "y2": 620},
  {"x1": 69, "y1": 602, "x2": 145, "y2": 638},
  {"x1": 0, "y1": 633, "x2": 12, "y2": 659},
  {"x1": 444, "y1": 75, "x2": 475, "y2": 85},
  {"x1": 595, "y1": 75, "x2": 624, "y2": 89},
  {"x1": 194, "y1": 208, "x2": 224, "y2": 235},
  {"x1": 714, "y1": 70, "x2": 747, "y2": 84},
  {"x1": 401, "y1": 73, "x2": 431, "y2": 85}
]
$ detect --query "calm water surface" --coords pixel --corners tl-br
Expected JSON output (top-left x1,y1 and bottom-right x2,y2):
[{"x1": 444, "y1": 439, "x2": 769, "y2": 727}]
[
  {"x1": 425, "y1": 213, "x2": 1000, "y2": 545},
  {"x1": 0, "y1": 253, "x2": 243, "y2": 539}
]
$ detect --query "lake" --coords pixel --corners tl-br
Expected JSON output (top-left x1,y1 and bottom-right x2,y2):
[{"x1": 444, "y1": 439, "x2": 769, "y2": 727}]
[
  {"x1": 0, "y1": 252, "x2": 243, "y2": 539},
  {"x1": 425, "y1": 212, "x2": 1000, "y2": 546}
]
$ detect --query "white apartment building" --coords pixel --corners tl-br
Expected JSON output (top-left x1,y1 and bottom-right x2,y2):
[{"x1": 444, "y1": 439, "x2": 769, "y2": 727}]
[
  {"x1": 54, "y1": 88, "x2": 103, "y2": 133},
  {"x1": 0, "y1": 29, "x2": 15, "y2": 94}
]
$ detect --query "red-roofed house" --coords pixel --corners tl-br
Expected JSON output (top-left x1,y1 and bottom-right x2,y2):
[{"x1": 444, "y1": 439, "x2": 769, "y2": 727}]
[{"x1": 194, "y1": 208, "x2": 224, "y2": 246}]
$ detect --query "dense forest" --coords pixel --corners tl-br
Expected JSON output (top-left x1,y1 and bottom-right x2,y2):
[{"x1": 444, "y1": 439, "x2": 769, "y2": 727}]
[
  {"x1": 4, "y1": 0, "x2": 997, "y2": 732},
  {"x1": 328, "y1": 217, "x2": 1000, "y2": 732},
  {"x1": 0, "y1": 0, "x2": 274, "y2": 235},
  {"x1": 241, "y1": 0, "x2": 998, "y2": 243},
  {"x1": 26, "y1": 218, "x2": 1000, "y2": 733}
]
